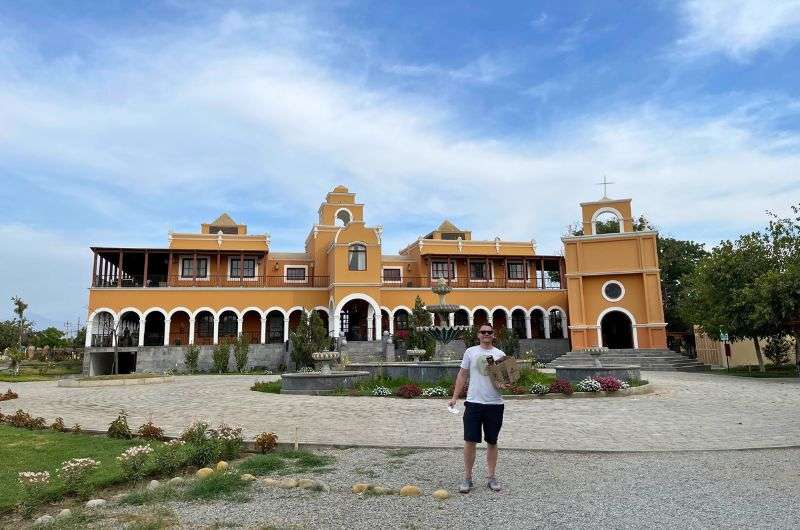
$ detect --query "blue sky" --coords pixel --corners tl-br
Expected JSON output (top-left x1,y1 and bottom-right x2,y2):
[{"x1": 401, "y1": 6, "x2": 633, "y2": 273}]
[{"x1": 1, "y1": 0, "x2": 799, "y2": 327}]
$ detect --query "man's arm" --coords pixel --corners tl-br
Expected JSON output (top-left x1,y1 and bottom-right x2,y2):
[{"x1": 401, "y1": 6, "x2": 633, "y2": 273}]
[{"x1": 448, "y1": 368, "x2": 469, "y2": 407}]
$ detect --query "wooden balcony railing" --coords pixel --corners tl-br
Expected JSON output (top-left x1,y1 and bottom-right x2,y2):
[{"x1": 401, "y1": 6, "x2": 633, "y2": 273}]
[
  {"x1": 92, "y1": 275, "x2": 330, "y2": 288},
  {"x1": 383, "y1": 276, "x2": 563, "y2": 289}
]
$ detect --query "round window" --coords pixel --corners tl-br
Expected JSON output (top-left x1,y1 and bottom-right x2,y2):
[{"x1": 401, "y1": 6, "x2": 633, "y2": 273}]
[{"x1": 603, "y1": 281, "x2": 624, "y2": 301}]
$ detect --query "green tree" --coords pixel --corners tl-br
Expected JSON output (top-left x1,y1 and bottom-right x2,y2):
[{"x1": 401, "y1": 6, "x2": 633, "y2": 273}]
[
  {"x1": 184, "y1": 344, "x2": 200, "y2": 373},
  {"x1": 496, "y1": 327, "x2": 520, "y2": 357},
  {"x1": 570, "y1": 215, "x2": 655, "y2": 236},
  {"x1": 32, "y1": 327, "x2": 68, "y2": 349},
  {"x1": 212, "y1": 339, "x2": 231, "y2": 373},
  {"x1": 233, "y1": 334, "x2": 250, "y2": 372},
  {"x1": 0, "y1": 320, "x2": 20, "y2": 351},
  {"x1": 681, "y1": 232, "x2": 775, "y2": 372},
  {"x1": 658, "y1": 237, "x2": 708, "y2": 332},
  {"x1": 290, "y1": 309, "x2": 330, "y2": 369},
  {"x1": 72, "y1": 326, "x2": 86, "y2": 349},
  {"x1": 406, "y1": 296, "x2": 435, "y2": 357},
  {"x1": 11, "y1": 296, "x2": 28, "y2": 346}
]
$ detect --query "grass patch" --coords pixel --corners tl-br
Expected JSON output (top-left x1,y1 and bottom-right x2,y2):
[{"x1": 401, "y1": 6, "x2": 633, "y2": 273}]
[
  {"x1": 251, "y1": 380, "x2": 281, "y2": 393},
  {"x1": 184, "y1": 471, "x2": 249, "y2": 501},
  {"x1": 46, "y1": 511, "x2": 97, "y2": 530},
  {"x1": 0, "y1": 424, "x2": 140, "y2": 513},
  {"x1": 709, "y1": 364, "x2": 799, "y2": 378},
  {"x1": 0, "y1": 374, "x2": 60, "y2": 382},
  {"x1": 120, "y1": 485, "x2": 180, "y2": 506},
  {"x1": 113, "y1": 506, "x2": 176, "y2": 530},
  {"x1": 385, "y1": 448, "x2": 416, "y2": 458},
  {"x1": 278, "y1": 450, "x2": 334, "y2": 469},
  {"x1": 236, "y1": 454, "x2": 287, "y2": 476}
]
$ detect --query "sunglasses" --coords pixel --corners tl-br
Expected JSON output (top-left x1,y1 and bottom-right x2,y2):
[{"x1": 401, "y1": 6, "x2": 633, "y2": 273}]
[{"x1": 479, "y1": 330, "x2": 494, "y2": 335}]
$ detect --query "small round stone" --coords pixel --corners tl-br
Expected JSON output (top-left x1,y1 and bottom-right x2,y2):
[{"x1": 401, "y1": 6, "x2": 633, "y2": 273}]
[
  {"x1": 241, "y1": 473, "x2": 256, "y2": 482},
  {"x1": 262, "y1": 477, "x2": 279, "y2": 486},
  {"x1": 85, "y1": 499, "x2": 107, "y2": 509},
  {"x1": 432, "y1": 489, "x2": 450, "y2": 500},
  {"x1": 147, "y1": 479, "x2": 160, "y2": 491},
  {"x1": 278, "y1": 478, "x2": 299, "y2": 489},
  {"x1": 216, "y1": 461, "x2": 229, "y2": 472},
  {"x1": 352, "y1": 483, "x2": 371, "y2": 494},
  {"x1": 56, "y1": 508, "x2": 72, "y2": 519},
  {"x1": 168, "y1": 477, "x2": 185, "y2": 486},
  {"x1": 34, "y1": 515, "x2": 54, "y2": 526}
]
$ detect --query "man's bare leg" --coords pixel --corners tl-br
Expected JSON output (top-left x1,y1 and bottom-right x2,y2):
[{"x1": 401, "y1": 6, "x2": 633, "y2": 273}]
[
  {"x1": 463, "y1": 441, "x2": 477, "y2": 479},
  {"x1": 487, "y1": 443, "x2": 498, "y2": 477}
]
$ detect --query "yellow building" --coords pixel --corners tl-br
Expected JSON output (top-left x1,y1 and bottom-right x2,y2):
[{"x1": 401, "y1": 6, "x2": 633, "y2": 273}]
[{"x1": 84, "y1": 186, "x2": 667, "y2": 373}]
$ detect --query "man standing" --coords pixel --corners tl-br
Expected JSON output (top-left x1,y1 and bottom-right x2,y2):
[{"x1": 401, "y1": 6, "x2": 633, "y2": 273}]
[{"x1": 449, "y1": 324, "x2": 506, "y2": 493}]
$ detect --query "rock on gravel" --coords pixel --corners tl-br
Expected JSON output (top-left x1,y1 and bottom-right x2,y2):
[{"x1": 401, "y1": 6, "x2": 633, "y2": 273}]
[
  {"x1": 85, "y1": 499, "x2": 107, "y2": 509},
  {"x1": 195, "y1": 467, "x2": 214, "y2": 479},
  {"x1": 241, "y1": 473, "x2": 256, "y2": 482},
  {"x1": 399, "y1": 485, "x2": 421, "y2": 496},
  {"x1": 432, "y1": 489, "x2": 450, "y2": 500},
  {"x1": 56, "y1": 508, "x2": 72, "y2": 518},
  {"x1": 147, "y1": 479, "x2": 160, "y2": 491},
  {"x1": 168, "y1": 477, "x2": 185, "y2": 486},
  {"x1": 278, "y1": 478, "x2": 299, "y2": 489},
  {"x1": 352, "y1": 483, "x2": 371, "y2": 493},
  {"x1": 34, "y1": 515, "x2": 54, "y2": 526},
  {"x1": 216, "y1": 461, "x2": 229, "y2": 471}
]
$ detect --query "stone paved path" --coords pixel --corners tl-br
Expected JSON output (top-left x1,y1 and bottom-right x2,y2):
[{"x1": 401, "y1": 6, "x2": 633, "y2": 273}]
[{"x1": 4, "y1": 372, "x2": 800, "y2": 451}]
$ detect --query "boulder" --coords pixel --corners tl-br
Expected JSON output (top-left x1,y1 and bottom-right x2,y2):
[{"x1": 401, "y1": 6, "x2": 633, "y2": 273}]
[
  {"x1": 432, "y1": 489, "x2": 450, "y2": 500},
  {"x1": 399, "y1": 485, "x2": 421, "y2": 497},
  {"x1": 168, "y1": 477, "x2": 185, "y2": 487},
  {"x1": 56, "y1": 509, "x2": 72, "y2": 519},
  {"x1": 278, "y1": 478, "x2": 299, "y2": 489},
  {"x1": 352, "y1": 483, "x2": 372, "y2": 494},
  {"x1": 215, "y1": 461, "x2": 229, "y2": 472},
  {"x1": 240, "y1": 473, "x2": 256, "y2": 482},
  {"x1": 195, "y1": 467, "x2": 214, "y2": 479},
  {"x1": 262, "y1": 477, "x2": 279, "y2": 486},
  {"x1": 85, "y1": 499, "x2": 107, "y2": 509},
  {"x1": 34, "y1": 515, "x2": 54, "y2": 526},
  {"x1": 371, "y1": 486, "x2": 393, "y2": 495},
  {"x1": 147, "y1": 479, "x2": 160, "y2": 491}
]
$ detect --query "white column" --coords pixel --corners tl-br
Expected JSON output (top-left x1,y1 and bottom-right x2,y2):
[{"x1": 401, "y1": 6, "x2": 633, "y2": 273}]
[
  {"x1": 468, "y1": 312, "x2": 474, "y2": 326},
  {"x1": 163, "y1": 318, "x2": 171, "y2": 346},
  {"x1": 137, "y1": 321, "x2": 145, "y2": 347},
  {"x1": 388, "y1": 313, "x2": 395, "y2": 336},
  {"x1": 374, "y1": 306, "x2": 382, "y2": 340},
  {"x1": 332, "y1": 312, "x2": 340, "y2": 338},
  {"x1": 213, "y1": 317, "x2": 219, "y2": 345},
  {"x1": 260, "y1": 315, "x2": 266, "y2": 344},
  {"x1": 236, "y1": 316, "x2": 243, "y2": 336},
  {"x1": 367, "y1": 306, "x2": 374, "y2": 341},
  {"x1": 506, "y1": 312, "x2": 512, "y2": 329},
  {"x1": 283, "y1": 318, "x2": 289, "y2": 342},
  {"x1": 188, "y1": 317, "x2": 195, "y2": 345},
  {"x1": 112, "y1": 318, "x2": 119, "y2": 346},
  {"x1": 487, "y1": 314, "x2": 493, "y2": 326},
  {"x1": 561, "y1": 314, "x2": 569, "y2": 338},
  {"x1": 85, "y1": 318, "x2": 93, "y2": 347},
  {"x1": 544, "y1": 314, "x2": 551, "y2": 339},
  {"x1": 524, "y1": 316, "x2": 532, "y2": 339},
  {"x1": 448, "y1": 313, "x2": 454, "y2": 327}
]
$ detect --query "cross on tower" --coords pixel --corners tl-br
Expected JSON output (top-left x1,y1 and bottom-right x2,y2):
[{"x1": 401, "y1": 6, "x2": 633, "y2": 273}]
[{"x1": 596, "y1": 175, "x2": 614, "y2": 199}]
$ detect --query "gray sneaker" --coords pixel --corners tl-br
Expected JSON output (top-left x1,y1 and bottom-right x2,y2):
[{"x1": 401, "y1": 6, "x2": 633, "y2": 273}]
[
  {"x1": 459, "y1": 479, "x2": 473, "y2": 493},
  {"x1": 487, "y1": 476, "x2": 501, "y2": 492}
]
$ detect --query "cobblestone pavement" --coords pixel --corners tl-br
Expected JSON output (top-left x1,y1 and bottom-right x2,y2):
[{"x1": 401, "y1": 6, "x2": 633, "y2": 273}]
[{"x1": 5, "y1": 372, "x2": 800, "y2": 451}]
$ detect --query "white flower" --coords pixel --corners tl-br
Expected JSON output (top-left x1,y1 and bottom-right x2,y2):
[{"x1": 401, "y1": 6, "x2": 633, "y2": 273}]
[
  {"x1": 18, "y1": 471, "x2": 50, "y2": 486},
  {"x1": 165, "y1": 439, "x2": 186, "y2": 447},
  {"x1": 421, "y1": 386, "x2": 449, "y2": 397},
  {"x1": 117, "y1": 445, "x2": 153, "y2": 462},
  {"x1": 372, "y1": 386, "x2": 392, "y2": 396},
  {"x1": 576, "y1": 378, "x2": 602, "y2": 392}
]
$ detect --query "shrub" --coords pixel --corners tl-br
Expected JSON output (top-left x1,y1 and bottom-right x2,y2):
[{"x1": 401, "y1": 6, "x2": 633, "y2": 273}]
[
  {"x1": 51, "y1": 417, "x2": 66, "y2": 432},
  {"x1": 137, "y1": 419, "x2": 165, "y2": 440},
  {"x1": 448, "y1": 380, "x2": 468, "y2": 399},
  {"x1": 462, "y1": 326, "x2": 479, "y2": 348},
  {"x1": 233, "y1": 334, "x2": 250, "y2": 372},
  {"x1": 117, "y1": 445, "x2": 153, "y2": 480},
  {"x1": 211, "y1": 423, "x2": 244, "y2": 460},
  {"x1": 212, "y1": 339, "x2": 232, "y2": 373},
  {"x1": 396, "y1": 383, "x2": 422, "y2": 399},
  {"x1": 496, "y1": 327, "x2": 520, "y2": 357},
  {"x1": 6, "y1": 409, "x2": 46, "y2": 429},
  {"x1": 372, "y1": 386, "x2": 392, "y2": 397},
  {"x1": 0, "y1": 388, "x2": 18, "y2": 401},
  {"x1": 530, "y1": 383, "x2": 549, "y2": 395},
  {"x1": 421, "y1": 386, "x2": 449, "y2": 398},
  {"x1": 58, "y1": 458, "x2": 100, "y2": 492},
  {"x1": 549, "y1": 379, "x2": 574, "y2": 395},
  {"x1": 18, "y1": 471, "x2": 51, "y2": 511},
  {"x1": 290, "y1": 309, "x2": 330, "y2": 369},
  {"x1": 576, "y1": 378, "x2": 602, "y2": 392},
  {"x1": 764, "y1": 335, "x2": 791, "y2": 366},
  {"x1": 71, "y1": 423, "x2": 83, "y2": 434},
  {"x1": 255, "y1": 432, "x2": 278, "y2": 453},
  {"x1": 151, "y1": 440, "x2": 187, "y2": 476},
  {"x1": 238, "y1": 453, "x2": 285, "y2": 475},
  {"x1": 251, "y1": 380, "x2": 281, "y2": 393},
  {"x1": 184, "y1": 344, "x2": 200, "y2": 373},
  {"x1": 107, "y1": 409, "x2": 133, "y2": 439},
  {"x1": 592, "y1": 376, "x2": 622, "y2": 392},
  {"x1": 506, "y1": 384, "x2": 527, "y2": 395},
  {"x1": 181, "y1": 420, "x2": 222, "y2": 467}
]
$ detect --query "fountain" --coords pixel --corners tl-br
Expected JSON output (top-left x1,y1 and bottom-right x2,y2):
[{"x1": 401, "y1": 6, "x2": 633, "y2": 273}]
[
  {"x1": 553, "y1": 347, "x2": 641, "y2": 383},
  {"x1": 417, "y1": 278, "x2": 470, "y2": 360},
  {"x1": 280, "y1": 350, "x2": 370, "y2": 395}
]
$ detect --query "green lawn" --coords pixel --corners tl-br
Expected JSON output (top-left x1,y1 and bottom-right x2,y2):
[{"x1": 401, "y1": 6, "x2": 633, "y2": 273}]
[
  {"x1": 0, "y1": 425, "x2": 139, "y2": 512},
  {"x1": 0, "y1": 360, "x2": 82, "y2": 382},
  {"x1": 710, "y1": 364, "x2": 799, "y2": 378}
]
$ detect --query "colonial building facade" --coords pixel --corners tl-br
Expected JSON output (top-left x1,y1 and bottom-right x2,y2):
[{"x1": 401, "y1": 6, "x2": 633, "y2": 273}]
[{"x1": 84, "y1": 185, "x2": 666, "y2": 373}]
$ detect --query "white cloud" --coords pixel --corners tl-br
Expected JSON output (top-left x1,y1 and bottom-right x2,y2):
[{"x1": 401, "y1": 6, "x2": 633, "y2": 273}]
[
  {"x1": 0, "y1": 6, "x2": 799, "y2": 322},
  {"x1": 677, "y1": 0, "x2": 800, "y2": 60},
  {"x1": 382, "y1": 53, "x2": 517, "y2": 84}
]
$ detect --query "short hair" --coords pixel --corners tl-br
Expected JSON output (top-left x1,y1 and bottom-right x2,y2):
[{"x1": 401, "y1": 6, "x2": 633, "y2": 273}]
[{"x1": 478, "y1": 325, "x2": 494, "y2": 331}]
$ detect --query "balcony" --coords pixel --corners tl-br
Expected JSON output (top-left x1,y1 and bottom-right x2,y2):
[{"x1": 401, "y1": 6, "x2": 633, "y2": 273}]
[
  {"x1": 382, "y1": 276, "x2": 564, "y2": 289},
  {"x1": 92, "y1": 274, "x2": 330, "y2": 288}
]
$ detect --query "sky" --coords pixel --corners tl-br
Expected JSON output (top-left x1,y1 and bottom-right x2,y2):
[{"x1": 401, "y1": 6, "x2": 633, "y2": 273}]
[{"x1": 1, "y1": 0, "x2": 799, "y2": 328}]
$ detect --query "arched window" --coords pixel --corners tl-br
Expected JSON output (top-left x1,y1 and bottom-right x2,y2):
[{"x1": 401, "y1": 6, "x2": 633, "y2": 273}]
[
  {"x1": 348, "y1": 244, "x2": 366, "y2": 271},
  {"x1": 549, "y1": 309, "x2": 564, "y2": 338},
  {"x1": 336, "y1": 209, "x2": 351, "y2": 226}
]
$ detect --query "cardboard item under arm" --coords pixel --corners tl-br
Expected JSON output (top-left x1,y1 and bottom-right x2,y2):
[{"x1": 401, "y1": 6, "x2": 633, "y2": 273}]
[{"x1": 486, "y1": 356, "x2": 520, "y2": 387}]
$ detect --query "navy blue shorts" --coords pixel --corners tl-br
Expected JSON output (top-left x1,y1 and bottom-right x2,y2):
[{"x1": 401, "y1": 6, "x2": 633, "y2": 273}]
[{"x1": 463, "y1": 401, "x2": 504, "y2": 444}]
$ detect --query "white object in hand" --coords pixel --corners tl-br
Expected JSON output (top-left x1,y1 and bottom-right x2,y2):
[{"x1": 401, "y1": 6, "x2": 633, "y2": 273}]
[{"x1": 447, "y1": 405, "x2": 460, "y2": 415}]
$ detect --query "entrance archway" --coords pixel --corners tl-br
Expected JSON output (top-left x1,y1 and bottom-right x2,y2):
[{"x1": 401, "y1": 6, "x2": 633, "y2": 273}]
[
  {"x1": 600, "y1": 310, "x2": 635, "y2": 349},
  {"x1": 341, "y1": 299, "x2": 369, "y2": 341},
  {"x1": 143, "y1": 311, "x2": 165, "y2": 346},
  {"x1": 169, "y1": 310, "x2": 190, "y2": 346},
  {"x1": 118, "y1": 311, "x2": 140, "y2": 347}
]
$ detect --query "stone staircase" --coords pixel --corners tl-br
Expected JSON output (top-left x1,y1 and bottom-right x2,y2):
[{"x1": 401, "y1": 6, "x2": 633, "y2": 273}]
[{"x1": 548, "y1": 348, "x2": 710, "y2": 372}]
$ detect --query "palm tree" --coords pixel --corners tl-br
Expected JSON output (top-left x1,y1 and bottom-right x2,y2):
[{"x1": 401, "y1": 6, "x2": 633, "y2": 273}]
[{"x1": 11, "y1": 296, "x2": 28, "y2": 347}]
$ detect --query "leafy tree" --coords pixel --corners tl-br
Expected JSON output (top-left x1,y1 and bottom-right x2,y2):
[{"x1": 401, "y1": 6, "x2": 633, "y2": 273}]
[
  {"x1": 32, "y1": 327, "x2": 69, "y2": 349},
  {"x1": 7, "y1": 346, "x2": 25, "y2": 375},
  {"x1": 0, "y1": 320, "x2": 20, "y2": 351},
  {"x1": 290, "y1": 309, "x2": 329, "y2": 368},
  {"x1": 763, "y1": 335, "x2": 791, "y2": 366},
  {"x1": 406, "y1": 296, "x2": 434, "y2": 357},
  {"x1": 569, "y1": 215, "x2": 655, "y2": 236},
  {"x1": 72, "y1": 327, "x2": 86, "y2": 349},
  {"x1": 11, "y1": 296, "x2": 28, "y2": 346},
  {"x1": 184, "y1": 344, "x2": 200, "y2": 373},
  {"x1": 496, "y1": 327, "x2": 520, "y2": 357},
  {"x1": 233, "y1": 334, "x2": 250, "y2": 372},
  {"x1": 658, "y1": 238, "x2": 708, "y2": 332},
  {"x1": 681, "y1": 232, "x2": 775, "y2": 372},
  {"x1": 212, "y1": 338, "x2": 232, "y2": 373},
  {"x1": 462, "y1": 325, "x2": 478, "y2": 348}
]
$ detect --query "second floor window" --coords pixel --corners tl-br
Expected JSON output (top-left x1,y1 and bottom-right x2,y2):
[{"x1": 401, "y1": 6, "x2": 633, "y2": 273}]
[
  {"x1": 469, "y1": 261, "x2": 490, "y2": 280},
  {"x1": 507, "y1": 262, "x2": 525, "y2": 280},
  {"x1": 286, "y1": 267, "x2": 307, "y2": 281},
  {"x1": 432, "y1": 261, "x2": 455, "y2": 279},
  {"x1": 230, "y1": 258, "x2": 256, "y2": 278},
  {"x1": 383, "y1": 268, "x2": 401, "y2": 282},
  {"x1": 180, "y1": 257, "x2": 208, "y2": 278},
  {"x1": 349, "y1": 244, "x2": 366, "y2": 271}
]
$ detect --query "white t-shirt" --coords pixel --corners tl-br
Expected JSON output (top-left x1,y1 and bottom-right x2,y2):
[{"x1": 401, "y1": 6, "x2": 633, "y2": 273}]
[{"x1": 460, "y1": 345, "x2": 505, "y2": 405}]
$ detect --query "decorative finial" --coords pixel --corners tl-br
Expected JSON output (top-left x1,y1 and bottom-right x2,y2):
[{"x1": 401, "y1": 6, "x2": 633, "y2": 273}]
[{"x1": 596, "y1": 175, "x2": 615, "y2": 199}]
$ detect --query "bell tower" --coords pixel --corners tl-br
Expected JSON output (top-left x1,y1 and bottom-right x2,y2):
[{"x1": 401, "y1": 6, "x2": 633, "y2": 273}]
[{"x1": 563, "y1": 195, "x2": 667, "y2": 350}]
